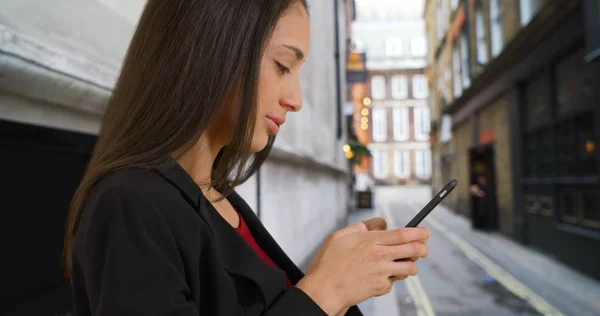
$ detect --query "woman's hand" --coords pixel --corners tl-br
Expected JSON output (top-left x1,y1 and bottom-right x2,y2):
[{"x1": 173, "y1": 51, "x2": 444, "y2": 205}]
[{"x1": 296, "y1": 220, "x2": 431, "y2": 315}]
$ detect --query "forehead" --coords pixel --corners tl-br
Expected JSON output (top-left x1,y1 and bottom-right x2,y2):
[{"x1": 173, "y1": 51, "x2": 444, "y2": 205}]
[{"x1": 269, "y1": 6, "x2": 310, "y2": 56}]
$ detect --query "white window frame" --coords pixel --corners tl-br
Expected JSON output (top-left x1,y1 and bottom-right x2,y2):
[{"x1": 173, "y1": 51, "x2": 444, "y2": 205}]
[
  {"x1": 475, "y1": 3, "x2": 488, "y2": 65},
  {"x1": 371, "y1": 75, "x2": 386, "y2": 100},
  {"x1": 373, "y1": 151, "x2": 387, "y2": 179},
  {"x1": 395, "y1": 150, "x2": 411, "y2": 179},
  {"x1": 413, "y1": 107, "x2": 431, "y2": 141},
  {"x1": 391, "y1": 75, "x2": 408, "y2": 99},
  {"x1": 520, "y1": 0, "x2": 541, "y2": 26},
  {"x1": 393, "y1": 108, "x2": 409, "y2": 141},
  {"x1": 453, "y1": 45, "x2": 463, "y2": 98},
  {"x1": 372, "y1": 108, "x2": 387, "y2": 142},
  {"x1": 385, "y1": 38, "x2": 403, "y2": 57},
  {"x1": 412, "y1": 75, "x2": 429, "y2": 99},
  {"x1": 490, "y1": 0, "x2": 504, "y2": 57},
  {"x1": 460, "y1": 31, "x2": 471, "y2": 89},
  {"x1": 410, "y1": 37, "x2": 427, "y2": 57},
  {"x1": 415, "y1": 150, "x2": 432, "y2": 179}
]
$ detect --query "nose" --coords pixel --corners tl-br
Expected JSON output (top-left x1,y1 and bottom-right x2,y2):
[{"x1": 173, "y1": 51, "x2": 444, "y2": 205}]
[{"x1": 280, "y1": 76, "x2": 303, "y2": 112}]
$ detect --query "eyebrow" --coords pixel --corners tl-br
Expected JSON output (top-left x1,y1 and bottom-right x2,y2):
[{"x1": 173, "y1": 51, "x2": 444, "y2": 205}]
[{"x1": 281, "y1": 44, "x2": 305, "y2": 61}]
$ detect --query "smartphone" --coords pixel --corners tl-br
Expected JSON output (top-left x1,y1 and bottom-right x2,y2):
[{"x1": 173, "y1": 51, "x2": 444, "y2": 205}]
[{"x1": 404, "y1": 179, "x2": 458, "y2": 227}]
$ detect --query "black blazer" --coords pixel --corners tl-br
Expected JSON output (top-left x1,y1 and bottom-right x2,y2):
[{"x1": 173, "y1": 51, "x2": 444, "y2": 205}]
[{"x1": 71, "y1": 158, "x2": 363, "y2": 315}]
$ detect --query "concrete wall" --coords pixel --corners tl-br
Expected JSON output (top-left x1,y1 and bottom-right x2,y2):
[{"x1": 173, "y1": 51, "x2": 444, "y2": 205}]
[{"x1": 1, "y1": 0, "x2": 350, "y2": 267}]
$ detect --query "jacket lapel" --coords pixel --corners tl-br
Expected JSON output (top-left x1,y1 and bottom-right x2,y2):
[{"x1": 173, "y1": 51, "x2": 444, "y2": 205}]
[
  {"x1": 154, "y1": 158, "x2": 287, "y2": 307},
  {"x1": 228, "y1": 191, "x2": 306, "y2": 283}
]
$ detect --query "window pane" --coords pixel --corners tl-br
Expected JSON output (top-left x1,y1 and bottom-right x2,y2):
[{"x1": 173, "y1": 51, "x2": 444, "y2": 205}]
[
  {"x1": 556, "y1": 47, "x2": 593, "y2": 119},
  {"x1": 371, "y1": 76, "x2": 386, "y2": 100},
  {"x1": 475, "y1": 7, "x2": 488, "y2": 64},
  {"x1": 490, "y1": 0, "x2": 504, "y2": 57},
  {"x1": 583, "y1": 190, "x2": 600, "y2": 223},
  {"x1": 395, "y1": 150, "x2": 411, "y2": 178},
  {"x1": 410, "y1": 37, "x2": 427, "y2": 57},
  {"x1": 537, "y1": 129, "x2": 554, "y2": 177},
  {"x1": 520, "y1": 0, "x2": 541, "y2": 26},
  {"x1": 524, "y1": 70, "x2": 552, "y2": 130},
  {"x1": 412, "y1": 75, "x2": 429, "y2": 99},
  {"x1": 559, "y1": 191, "x2": 577, "y2": 218},
  {"x1": 523, "y1": 134, "x2": 537, "y2": 178},
  {"x1": 391, "y1": 75, "x2": 408, "y2": 99},
  {"x1": 373, "y1": 151, "x2": 387, "y2": 179},
  {"x1": 460, "y1": 32, "x2": 471, "y2": 88},
  {"x1": 372, "y1": 108, "x2": 387, "y2": 141},
  {"x1": 393, "y1": 108, "x2": 408, "y2": 140},
  {"x1": 386, "y1": 38, "x2": 403, "y2": 56},
  {"x1": 453, "y1": 46, "x2": 462, "y2": 98}
]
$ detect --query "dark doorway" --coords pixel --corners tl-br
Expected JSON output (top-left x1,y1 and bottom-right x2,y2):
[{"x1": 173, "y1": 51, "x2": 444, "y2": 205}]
[
  {"x1": 0, "y1": 119, "x2": 96, "y2": 316},
  {"x1": 469, "y1": 144, "x2": 499, "y2": 230}
]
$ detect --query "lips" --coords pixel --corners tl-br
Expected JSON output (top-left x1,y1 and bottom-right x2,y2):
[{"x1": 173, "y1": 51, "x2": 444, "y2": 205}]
[{"x1": 265, "y1": 116, "x2": 285, "y2": 134}]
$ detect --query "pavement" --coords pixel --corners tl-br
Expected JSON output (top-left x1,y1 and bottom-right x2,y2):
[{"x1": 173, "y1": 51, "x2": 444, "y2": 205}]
[{"x1": 349, "y1": 186, "x2": 600, "y2": 316}]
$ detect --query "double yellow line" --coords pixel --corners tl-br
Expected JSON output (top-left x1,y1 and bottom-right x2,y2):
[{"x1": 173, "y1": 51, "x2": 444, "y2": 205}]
[
  {"x1": 380, "y1": 201, "x2": 436, "y2": 316},
  {"x1": 405, "y1": 201, "x2": 565, "y2": 316}
]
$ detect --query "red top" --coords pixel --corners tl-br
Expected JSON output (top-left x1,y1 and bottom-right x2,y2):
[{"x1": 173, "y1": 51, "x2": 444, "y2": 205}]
[{"x1": 235, "y1": 212, "x2": 293, "y2": 289}]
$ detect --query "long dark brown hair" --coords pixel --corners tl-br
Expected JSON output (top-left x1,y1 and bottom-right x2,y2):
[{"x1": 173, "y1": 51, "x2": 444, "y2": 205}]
[{"x1": 62, "y1": 0, "x2": 308, "y2": 280}]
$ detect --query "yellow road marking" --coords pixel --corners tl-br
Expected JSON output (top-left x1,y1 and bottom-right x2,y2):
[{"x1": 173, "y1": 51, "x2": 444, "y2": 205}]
[
  {"x1": 380, "y1": 201, "x2": 436, "y2": 316},
  {"x1": 406, "y1": 201, "x2": 565, "y2": 316}
]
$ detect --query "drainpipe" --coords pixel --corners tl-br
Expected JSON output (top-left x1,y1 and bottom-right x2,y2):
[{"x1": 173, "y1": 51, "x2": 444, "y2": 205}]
[{"x1": 334, "y1": 0, "x2": 342, "y2": 139}]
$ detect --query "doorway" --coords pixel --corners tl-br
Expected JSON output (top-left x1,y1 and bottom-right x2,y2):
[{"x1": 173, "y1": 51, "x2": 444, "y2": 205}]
[{"x1": 468, "y1": 144, "x2": 498, "y2": 230}]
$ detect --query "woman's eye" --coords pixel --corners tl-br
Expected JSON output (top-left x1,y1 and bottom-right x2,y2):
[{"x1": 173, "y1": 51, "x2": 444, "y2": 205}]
[{"x1": 275, "y1": 62, "x2": 290, "y2": 75}]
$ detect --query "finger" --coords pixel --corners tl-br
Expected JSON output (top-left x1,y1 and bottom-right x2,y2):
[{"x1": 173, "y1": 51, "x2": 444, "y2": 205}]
[
  {"x1": 387, "y1": 260, "x2": 419, "y2": 278},
  {"x1": 393, "y1": 257, "x2": 420, "y2": 263},
  {"x1": 374, "y1": 227, "x2": 432, "y2": 245},
  {"x1": 332, "y1": 221, "x2": 368, "y2": 239},
  {"x1": 389, "y1": 275, "x2": 408, "y2": 282},
  {"x1": 384, "y1": 242, "x2": 428, "y2": 261},
  {"x1": 362, "y1": 217, "x2": 387, "y2": 231}
]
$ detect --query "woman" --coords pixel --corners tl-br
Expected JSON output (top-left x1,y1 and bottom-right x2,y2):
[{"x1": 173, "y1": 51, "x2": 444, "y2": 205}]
[{"x1": 62, "y1": 0, "x2": 432, "y2": 315}]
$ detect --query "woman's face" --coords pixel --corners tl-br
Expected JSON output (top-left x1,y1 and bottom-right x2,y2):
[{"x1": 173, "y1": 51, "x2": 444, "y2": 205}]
[{"x1": 249, "y1": 3, "x2": 310, "y2": 152}]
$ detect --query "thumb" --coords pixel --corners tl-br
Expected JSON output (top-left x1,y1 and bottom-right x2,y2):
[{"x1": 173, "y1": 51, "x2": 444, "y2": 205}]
[
  {"x1": 335, "y1": 221, "x2": 368, "y2": 238},
  {"x1": 362, "y1": 217, "x2": 387, "y2": 231}
]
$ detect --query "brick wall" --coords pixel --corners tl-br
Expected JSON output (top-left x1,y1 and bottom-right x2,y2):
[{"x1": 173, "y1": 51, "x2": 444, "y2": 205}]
[
  {"x1": 451, "y1": 119, "x2": 474, "y2": 216},
  {"x1": 478, "y1": 94, "x2": 514, "y2": 236}
]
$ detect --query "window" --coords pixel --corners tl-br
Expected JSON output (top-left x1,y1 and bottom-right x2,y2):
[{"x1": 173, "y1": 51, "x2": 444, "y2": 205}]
[
  {"x1": 415, "y1": 150, "x2": 432, "y2": 179},
  {"x1": 451, "y1": 0, "x2": 460, "y2": 11},
  {"x1": 475, "y1": 2, "x2": 488, "y2": 65},
  {"x1": 393, "y1": 108, "x2": 409, "y2": 141},
  {"x1": 412, "y1": 75, "x2": 429, "y2": 99},
  {"x1": 520, "y1": 0, "x2": 541, "y2": 26},
  {"x1": 372, "y1": 108, "x2": 387, "y2": 141},
  {"x1": 440, "y1": 114, "x2": 453, "y2": 142},
  {"x1": 522, "y1": 47, "x2": 598, "y2": 230},
  {"x1": 460, "y1": 31, "x2": 471, "y2": 89},
  {"x1": 372, "y1": 151, "x2": 387, "y2": 179},
  {"x1": 436, "y1": 0, "x2": 448, "y2": 41},
  {"x1": 391, "y1": 75, "x2": 408, "y2": 99},
  {"x1": 490, "y1": 0, "x2": 504, "y2": 57},
  {"x1": 410, "y1": 37, "x2": 427, "y2": 57},
  {"x1": 385, "y1": 38, "x2": 403, "y2": 57},
  {"x1": 395, "y1": 150, "x2": 411, "y2": 178},
  {"x1": 371, "y1": 76, "x2": 386, "y2": 100},
  {"x1": 413, "y1": 107, "x2": 431, "y2": 141},
  {"x1": 453, "y1": 46, "x2": 462, "y2": 98}
]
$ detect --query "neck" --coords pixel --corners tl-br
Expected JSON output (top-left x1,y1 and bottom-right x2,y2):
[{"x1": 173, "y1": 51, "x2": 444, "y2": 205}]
[{"x1": 176, "y1": 133, "x2": 223, "y2": 192}]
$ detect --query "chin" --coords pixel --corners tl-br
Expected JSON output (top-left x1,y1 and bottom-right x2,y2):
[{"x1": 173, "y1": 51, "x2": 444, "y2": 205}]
[{"x1": 248, "y1": 135, "x2": 270, "y2": 153}]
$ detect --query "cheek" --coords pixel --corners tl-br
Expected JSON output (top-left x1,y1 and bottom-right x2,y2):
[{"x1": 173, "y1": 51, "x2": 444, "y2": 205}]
[{"x1": 256, "y1": 62, "x2": 279, "y2": 114}]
